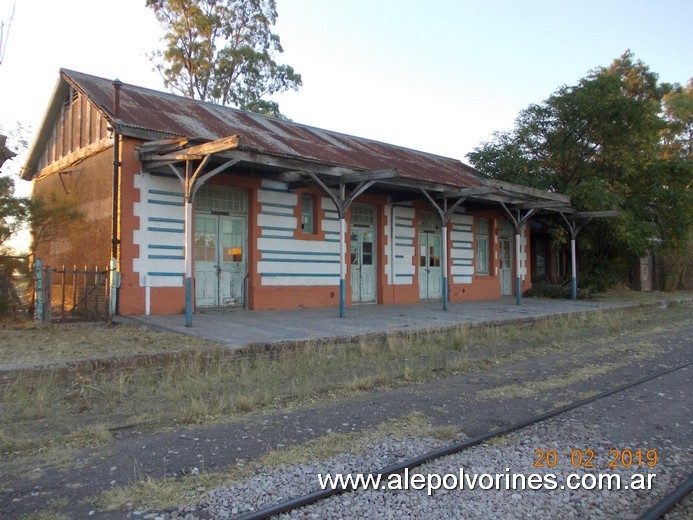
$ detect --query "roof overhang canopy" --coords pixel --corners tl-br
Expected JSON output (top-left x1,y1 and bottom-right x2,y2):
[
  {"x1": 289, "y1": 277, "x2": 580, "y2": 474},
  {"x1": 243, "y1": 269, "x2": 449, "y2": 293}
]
[
  {"x1": 137, "y1": 137, "x2": 574, "y2": 215},
  {"x1": 24, "y1": 69, "x2": 575, "y2": 216}
]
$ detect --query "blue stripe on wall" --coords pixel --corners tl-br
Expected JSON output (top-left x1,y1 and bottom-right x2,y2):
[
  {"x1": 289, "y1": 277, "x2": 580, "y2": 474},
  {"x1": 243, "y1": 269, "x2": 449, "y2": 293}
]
[
  {"x1": 262, "y1": 210, "x2": 295, "y2": 217},
  {"x1": 261, "y1": 259, "x2": 340, "y2": 264},
  {"x1": 261, "y1": 225, "x2": 295, "y2": 232},
  {"x1": 149, "y1": 189, "x2": 184, "y2": 198},
  {"x1": 148, "y1": 199, "x2": 185, "y2": 207},
  {"x1": 261, "y1": 186, "x2": 291, "y2": 193},
  {"x1": 149, "y1": 245, "x2": 184, "y2": 250},
  {"x1": 262, "y1": 234, "x2": 295, "y2": 240},
  {"x1": 148, "y1": 272, "x2": 184, "y2": 277},
  {"x1": 261, "y1": 273, "x2": 336, "y2": 277},
  {"x1": 149, "y1": 217, "x2": 185, "y2": 224},
  {"x1": 148, "y1": 227, "x2": 184, "y2": 233},
  {"x1": 262, "y1": 249, "x2": 340, "y2": 256},
  {"x1": 148, "y1": 254, "x2": 185, "y2": 260},
  {"x1": 262, "y1": 202, "x2": 295, "y2": 209}
]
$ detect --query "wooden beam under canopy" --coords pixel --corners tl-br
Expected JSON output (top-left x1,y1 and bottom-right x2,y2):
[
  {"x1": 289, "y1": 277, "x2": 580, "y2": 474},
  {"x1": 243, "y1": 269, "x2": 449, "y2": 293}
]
[
  {"x1": 142, "y1": 135, "x2": 239, "y2": 162},
  {"x1": 485, "y1": 179, "x2": 570, "y2": 203},
  {"x1": 287, "y1": 168, "x2": 398, "y2": 189},
  {"x1": 184, "y1": 135, "x2": 239, "y2": 156},
  {"x1": 440, "y1": 186, "x2": 496, "y2": 198}
]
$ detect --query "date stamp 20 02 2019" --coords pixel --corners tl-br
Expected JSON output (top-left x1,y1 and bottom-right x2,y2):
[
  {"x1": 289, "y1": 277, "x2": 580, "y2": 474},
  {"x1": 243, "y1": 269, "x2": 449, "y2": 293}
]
[{"x1": 533, "y1": 448, "x2": 659, "y2": 469}]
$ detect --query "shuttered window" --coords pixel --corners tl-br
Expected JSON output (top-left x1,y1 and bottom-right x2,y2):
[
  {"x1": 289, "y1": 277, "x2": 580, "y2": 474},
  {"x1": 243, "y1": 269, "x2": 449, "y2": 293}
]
[{"x1": 476, "y1": 218, "x2": 489, "y2": 274}]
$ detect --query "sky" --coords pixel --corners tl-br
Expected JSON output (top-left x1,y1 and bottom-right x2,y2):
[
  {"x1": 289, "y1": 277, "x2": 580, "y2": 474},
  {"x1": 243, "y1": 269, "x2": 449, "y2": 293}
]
[{"x1": 1, "y1": 0, "x2": 692, "y2": 192}]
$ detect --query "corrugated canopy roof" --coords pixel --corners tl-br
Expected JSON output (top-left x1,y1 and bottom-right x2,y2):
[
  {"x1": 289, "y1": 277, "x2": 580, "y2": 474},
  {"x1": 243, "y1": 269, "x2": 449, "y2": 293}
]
[
  {"x1": 61, "y1": 69, "x2": 484, "y2": 189},
  {"x1": 23, "y1": 69, "x2": 573, "y2": 213}
]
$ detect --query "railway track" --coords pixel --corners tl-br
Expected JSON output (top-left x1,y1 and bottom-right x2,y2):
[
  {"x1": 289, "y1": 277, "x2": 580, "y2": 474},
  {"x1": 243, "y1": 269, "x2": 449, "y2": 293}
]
[{"x1": 231, "y1": 361, "x2": 692, "y2": 520}]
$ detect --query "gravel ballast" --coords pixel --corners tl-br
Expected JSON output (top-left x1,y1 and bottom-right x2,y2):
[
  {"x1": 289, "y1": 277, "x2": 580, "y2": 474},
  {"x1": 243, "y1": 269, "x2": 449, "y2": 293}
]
[{"x1": 154, "y1": 391, "x2": 691, "y2": 519}]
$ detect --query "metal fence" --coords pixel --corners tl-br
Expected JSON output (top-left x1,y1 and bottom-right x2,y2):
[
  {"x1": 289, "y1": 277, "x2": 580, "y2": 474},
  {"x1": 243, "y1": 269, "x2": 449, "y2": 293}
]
[{"x1": 35, "y1": 262, "x2": 110, "y2": 322}]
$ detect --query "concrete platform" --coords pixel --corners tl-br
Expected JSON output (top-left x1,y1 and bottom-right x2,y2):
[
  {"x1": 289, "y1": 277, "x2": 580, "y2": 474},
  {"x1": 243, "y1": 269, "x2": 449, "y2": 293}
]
[{"x1": 122, "y1": 297, "x2": 644, "y2": 348}]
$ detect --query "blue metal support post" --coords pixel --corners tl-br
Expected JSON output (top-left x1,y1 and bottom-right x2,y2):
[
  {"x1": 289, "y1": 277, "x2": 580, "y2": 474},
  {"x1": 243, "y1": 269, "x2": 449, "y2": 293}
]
[
  {"x1": 515, "y1": 229, "x2": 522, "y2": 305},
  {"x1": 442, "y1": 224, "x2": 449, "y2": 311},
  {"x1": 570, "y1": 237, "x2": 577, "y2": 300},
  {"x1": 339, "y1": 216, "x2": 346, "y2": 317}
]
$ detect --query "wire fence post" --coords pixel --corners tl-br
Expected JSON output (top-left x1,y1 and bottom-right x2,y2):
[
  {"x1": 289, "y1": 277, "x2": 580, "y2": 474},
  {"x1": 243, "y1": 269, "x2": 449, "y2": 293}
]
[
  {"x1": 44, "y1": 266, "x2": 52, "y2": 322},
  {"x1": 34, "y1": 259, "x2": 44, "y2": 322}
]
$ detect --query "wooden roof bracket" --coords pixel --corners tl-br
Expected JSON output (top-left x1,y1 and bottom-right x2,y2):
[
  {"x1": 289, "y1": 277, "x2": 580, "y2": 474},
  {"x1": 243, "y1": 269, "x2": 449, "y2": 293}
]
[{"x1": 420, "y1": 188, "x2": 467, "y2": 225}]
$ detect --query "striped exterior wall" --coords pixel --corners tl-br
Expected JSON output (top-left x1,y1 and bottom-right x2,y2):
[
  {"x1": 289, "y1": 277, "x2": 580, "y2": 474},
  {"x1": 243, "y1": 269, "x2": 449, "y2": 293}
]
[
  {"x1": 450, "y1": 213, "x2": 474, "y2": 284},
  {"x1": 132, "y1": 173, "x2": 185, "y2": 288},
  {"x1": 390, "y1": 206, "x2": 416, "y2": 285},
  {"x1": 257, "y1": 179, "x2": 341, "y2": 286}
]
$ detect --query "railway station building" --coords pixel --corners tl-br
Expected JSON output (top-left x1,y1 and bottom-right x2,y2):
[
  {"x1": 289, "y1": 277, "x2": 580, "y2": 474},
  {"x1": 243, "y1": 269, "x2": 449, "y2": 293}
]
[{"x1": 23, "y1": 69, "x2": 576, "y2": 317}]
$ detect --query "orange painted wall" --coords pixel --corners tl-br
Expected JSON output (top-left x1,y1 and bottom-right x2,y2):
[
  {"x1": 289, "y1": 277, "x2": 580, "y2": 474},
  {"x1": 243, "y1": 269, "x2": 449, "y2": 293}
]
[
  {"x1": 447, "y1": 212, "x2": 533, "y2": 301},
  {"x1": 115, "y1": 146, "x2": 534, "y2": 315},
  {"x1": 117, "y1": 137, "x2": 147, "y2": 315}
]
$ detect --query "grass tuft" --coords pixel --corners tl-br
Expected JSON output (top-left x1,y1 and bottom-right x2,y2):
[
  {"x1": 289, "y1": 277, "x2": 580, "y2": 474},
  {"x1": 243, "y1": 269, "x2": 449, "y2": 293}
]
[{"x1": 1, "y1": 303, "x2": 689, "y2": 463}]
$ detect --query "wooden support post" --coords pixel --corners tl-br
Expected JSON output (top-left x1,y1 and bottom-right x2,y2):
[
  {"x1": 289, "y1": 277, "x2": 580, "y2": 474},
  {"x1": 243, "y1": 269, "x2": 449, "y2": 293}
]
[
  {"x1": 515, "y1": 229, "x2": 521, "y2": 306},
  {"x1": 302, "y1": 172, "x2": 377, "y2": 318},
  {"x1": 560, "y1": 212, "x2": 593, "y2": 301},
  {"x1": 570, "y1": 237, "x2": 577, "y2": 300},
  {"x1": 170, "y1": 154, "x2": 241, "y2": 327},
  {"x1": 184, "y1": 160, "x2": 194, "y2": 327},
  {"x1": 500, "y1": 204, "x2": 536, "y2": 306},
  {"x1": 339, "y1": 216, "x2": 347, "y2": 318},
  {"x1": 420, "y1": 190, "x2": 468, "y2": 311},
  {"x1": 441, "y1": 224, "x2": 449, "y2": 311}
]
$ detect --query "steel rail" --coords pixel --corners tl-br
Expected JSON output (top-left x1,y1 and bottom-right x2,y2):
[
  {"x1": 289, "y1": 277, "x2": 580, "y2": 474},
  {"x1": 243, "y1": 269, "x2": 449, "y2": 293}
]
[
  {"x1": 234, "y1": 361, "x2": 693, "y2": 520},
  {"x1": 637, "y1": 474, "x2": 693, "y2": 520}
]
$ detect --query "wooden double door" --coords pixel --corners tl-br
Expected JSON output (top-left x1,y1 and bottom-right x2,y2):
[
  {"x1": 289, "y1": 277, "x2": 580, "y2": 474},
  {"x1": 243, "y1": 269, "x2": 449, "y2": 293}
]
[{"x1": 194, "y1": 214, "x2": 246, "y2": 308}]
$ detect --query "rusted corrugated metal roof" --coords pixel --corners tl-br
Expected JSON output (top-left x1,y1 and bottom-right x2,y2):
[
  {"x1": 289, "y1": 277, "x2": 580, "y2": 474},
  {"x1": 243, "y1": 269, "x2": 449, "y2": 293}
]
[{"x1": 62, "y1": 69, "x2": 482, "y2": 188}]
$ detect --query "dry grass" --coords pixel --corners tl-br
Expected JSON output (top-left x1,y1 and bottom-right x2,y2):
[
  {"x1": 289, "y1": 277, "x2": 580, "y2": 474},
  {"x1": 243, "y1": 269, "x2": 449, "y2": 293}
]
[
  {"x1": 19, "y1": 514, "x2": 70, "y2": 520},
  {"x1": 477, "y1": 339, "x2": 660, "y2": 400},
  {"x1": 0, "y1": 322, "x2": 218, "y2": 365},
  {"x1": 593, "y1": 289, "x2": 693, "y2": 304},
  {"x1": 1, "y1": 303, "x2": 690, "y2": 467},
  {"x1": 96, "y1": 411, "x2": 439, "y2": 512}
]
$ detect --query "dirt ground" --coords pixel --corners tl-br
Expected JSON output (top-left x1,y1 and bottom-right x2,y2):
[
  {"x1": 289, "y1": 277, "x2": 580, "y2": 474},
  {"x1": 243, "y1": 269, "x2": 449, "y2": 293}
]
[{"x1": 0, "y1": 299, "x2": 691, "y2": 519}]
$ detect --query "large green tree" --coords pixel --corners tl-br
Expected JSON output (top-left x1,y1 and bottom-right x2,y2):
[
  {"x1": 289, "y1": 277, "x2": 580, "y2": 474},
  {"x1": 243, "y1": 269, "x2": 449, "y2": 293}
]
[
  {"x1": 0, "y1": 133, "x2": 27, "y2": 252},
  {"x1": 467, "y1": 51, "x2": 692, "y2": 290},
  {"x1": 146, "y1": 0, "x2": 302, "y2": 117}
]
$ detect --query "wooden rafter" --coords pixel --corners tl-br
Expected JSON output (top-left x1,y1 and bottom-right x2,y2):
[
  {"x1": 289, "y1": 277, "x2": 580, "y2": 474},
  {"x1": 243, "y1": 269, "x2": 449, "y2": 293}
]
[
  {"x1": 139, "y1": 135, "x2": 239, "y2": 163},
  {"x1": 287, "y1": 168, "x2": 398, "y2": 189},
  {"x1": 485, "y1": 179, "x2": 570, "y2": 203}
]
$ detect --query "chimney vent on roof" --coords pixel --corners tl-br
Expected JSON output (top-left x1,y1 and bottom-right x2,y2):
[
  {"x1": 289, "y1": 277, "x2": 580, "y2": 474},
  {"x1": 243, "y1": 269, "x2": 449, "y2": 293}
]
[{"x1": 113, "y1": 79, "x2": 123, "y2": 118}]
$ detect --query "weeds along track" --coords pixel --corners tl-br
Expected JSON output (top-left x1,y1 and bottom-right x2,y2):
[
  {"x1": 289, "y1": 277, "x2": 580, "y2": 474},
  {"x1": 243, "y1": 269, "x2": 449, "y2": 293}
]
[
  {"x1": 234, "y1": 362, "x2": 693, "y2": 520},
  {"x1": 0, "y1": 301, "x2": 689, "y2": 388},
  {"x1": 1, "y1": 301, "x2": 685, "y2": 387}
]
